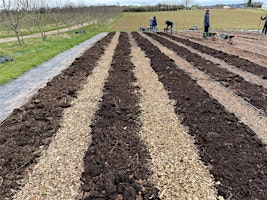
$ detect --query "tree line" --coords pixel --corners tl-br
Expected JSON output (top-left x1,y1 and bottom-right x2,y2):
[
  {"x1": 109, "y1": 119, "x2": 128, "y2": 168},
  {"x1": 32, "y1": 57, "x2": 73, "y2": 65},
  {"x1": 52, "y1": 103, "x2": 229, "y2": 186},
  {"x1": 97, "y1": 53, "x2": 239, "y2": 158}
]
[
  {"x1": 0, "y1": 0, "x2": 123, "y2": 46},
  {"x1": 122, "y1": 0, "x2": 264, "y2": 12}
]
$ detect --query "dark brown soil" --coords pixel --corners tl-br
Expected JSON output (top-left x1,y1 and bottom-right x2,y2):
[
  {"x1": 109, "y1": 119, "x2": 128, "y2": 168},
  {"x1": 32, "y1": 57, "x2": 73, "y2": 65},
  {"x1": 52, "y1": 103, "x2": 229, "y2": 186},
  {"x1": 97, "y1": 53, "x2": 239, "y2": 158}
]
[
  {"x1": 132, "y1": 32, "x2": 267, "y2": 200},
  {"x1": 162, "y1": 32, "x2": 267, "y2": 78},
  {"x1": 0, "y1": 32, "x2": 116, "y2": 199},
  {"x1": 174, "y1": 32, "x2": 267, "y2": 78},
  {"x1": 80, "y1": 32, "x2": 159, "y2": 199},
  {"x1": 0, "y1": 31, "x2": 266, "y2": 200},
  {"x1": 147, "y1": 32, "x2": 267, "y2": 115}
]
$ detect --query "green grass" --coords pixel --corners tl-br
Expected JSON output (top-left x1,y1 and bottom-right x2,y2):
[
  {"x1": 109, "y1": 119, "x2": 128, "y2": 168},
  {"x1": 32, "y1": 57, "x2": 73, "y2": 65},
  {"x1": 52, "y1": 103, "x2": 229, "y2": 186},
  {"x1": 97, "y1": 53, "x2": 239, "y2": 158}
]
[
  {"x1": 110, "y1": 9, "x2": 267, "y2": 31},
  {"x1": 0, "y1": 23, "x2": 110, "y2": 85}
]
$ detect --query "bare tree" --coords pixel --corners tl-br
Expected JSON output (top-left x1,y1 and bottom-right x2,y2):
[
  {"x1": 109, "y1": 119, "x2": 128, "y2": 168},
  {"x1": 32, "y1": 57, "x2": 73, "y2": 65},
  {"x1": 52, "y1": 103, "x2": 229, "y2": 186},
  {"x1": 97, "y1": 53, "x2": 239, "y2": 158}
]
[
  {"x1": 29, "y1": 0, "x2": 47, "y2": 40},
  {"x1": 61, "y1": 6, "x2": 75, "y2": 32},
  {"x1": 182, "y1": 0, "x2": 193, "y2": 9},
  {"x1": 0, "y1": 0, "x2": 32, "y2": 45},
  {"x1": 247, "y1": 0, "x2": 252, "y2": 7},
  {"x1": 47, "y1": 0, "x2": 64, "y2": 34}
]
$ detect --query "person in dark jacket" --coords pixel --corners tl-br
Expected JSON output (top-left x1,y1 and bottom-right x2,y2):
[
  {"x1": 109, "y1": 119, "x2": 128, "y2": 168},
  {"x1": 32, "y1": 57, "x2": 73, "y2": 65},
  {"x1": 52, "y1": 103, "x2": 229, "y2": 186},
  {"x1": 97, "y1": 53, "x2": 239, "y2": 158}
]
[
  {"x1": 165, "y1": 20, "x2": 173, "y2": 34},
  {"x1": 203, "y1": 9, "x2": 210, "y2": 38},
  {"x1": 261, "y1": 14, "x2": 267, "y2": 34},
  {"x1": 152, "y1": 16, "x2": 157, "y2": 33}
]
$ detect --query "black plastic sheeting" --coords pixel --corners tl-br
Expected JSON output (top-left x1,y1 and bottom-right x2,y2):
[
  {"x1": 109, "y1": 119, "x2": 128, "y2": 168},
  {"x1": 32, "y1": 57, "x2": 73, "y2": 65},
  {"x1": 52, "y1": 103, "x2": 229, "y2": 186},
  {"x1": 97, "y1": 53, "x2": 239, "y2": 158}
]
[{"x1": 0, "y1": 56, "x2": 13, "y2": 64}]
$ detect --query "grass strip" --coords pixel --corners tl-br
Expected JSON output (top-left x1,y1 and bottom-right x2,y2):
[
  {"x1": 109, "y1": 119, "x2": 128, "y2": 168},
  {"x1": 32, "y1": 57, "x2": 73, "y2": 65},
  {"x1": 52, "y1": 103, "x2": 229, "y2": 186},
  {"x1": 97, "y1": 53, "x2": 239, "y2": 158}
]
[{"x1": 0, "y1": 24, "x2": 110, "y2": 85}]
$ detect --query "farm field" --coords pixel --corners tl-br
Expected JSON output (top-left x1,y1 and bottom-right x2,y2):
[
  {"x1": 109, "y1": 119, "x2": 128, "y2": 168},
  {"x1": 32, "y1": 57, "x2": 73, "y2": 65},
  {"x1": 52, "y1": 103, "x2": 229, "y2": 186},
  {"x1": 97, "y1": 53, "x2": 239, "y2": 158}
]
[
  {"x1": 0, "y1": 30, "x2": 267, "y2": 200},
  {"x1": 110, "y1": 9, "x2": 267, "y2": 32}
]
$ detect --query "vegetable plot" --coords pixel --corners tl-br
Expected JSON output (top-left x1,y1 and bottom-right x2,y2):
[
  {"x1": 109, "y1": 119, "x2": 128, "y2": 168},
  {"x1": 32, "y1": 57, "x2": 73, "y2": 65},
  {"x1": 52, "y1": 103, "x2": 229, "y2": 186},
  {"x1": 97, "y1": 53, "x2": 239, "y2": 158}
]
[{"x1": 0, "y1": 31, "x2": 266, "y2": 200}]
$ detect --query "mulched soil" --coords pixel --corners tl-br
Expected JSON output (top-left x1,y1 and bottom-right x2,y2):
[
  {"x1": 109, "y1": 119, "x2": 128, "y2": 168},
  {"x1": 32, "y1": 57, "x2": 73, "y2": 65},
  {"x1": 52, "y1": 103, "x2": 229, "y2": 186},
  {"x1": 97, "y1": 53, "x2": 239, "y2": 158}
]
[
  {"x1": 175, "y1": 32, "x2": 267, "y2": 75},
  {"x1": 0, "y1": 31, "x2": 267, "y2": 200},
  {"x1": 80, "y1": 32, "x2": 159, "y2": 199},
  {"x1": 0, "y1": 32, "x2": 115, "y2": 199},
  {"x1": 132, "y1": 32, "x2": 267, "y2": 200},
  {"x1": 146, "y1": 32, "x2": 267, "y2": 115}
]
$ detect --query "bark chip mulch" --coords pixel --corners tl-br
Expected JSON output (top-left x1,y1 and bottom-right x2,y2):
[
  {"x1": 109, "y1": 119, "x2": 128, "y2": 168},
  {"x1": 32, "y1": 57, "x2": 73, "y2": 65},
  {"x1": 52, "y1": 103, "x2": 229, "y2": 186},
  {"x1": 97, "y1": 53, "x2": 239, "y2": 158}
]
[
  {"x1": 0, "y1": 32, "x2": 115, "y2": 199},
  {"x1": 159, "y1": 32, "x2": 267, "y2": 79},
  {"x1": 146, "y1": 32, "x2": 267, "y2": 115},
  {"x1": 132, "y1": 32, "x2": 267, "y2": 200},
  {"x1": 80, "y1": 32, "x2": 159, "y2": 199},
  {"x1": 1, "y1": 31, "x2": 267, "y2": 200}
]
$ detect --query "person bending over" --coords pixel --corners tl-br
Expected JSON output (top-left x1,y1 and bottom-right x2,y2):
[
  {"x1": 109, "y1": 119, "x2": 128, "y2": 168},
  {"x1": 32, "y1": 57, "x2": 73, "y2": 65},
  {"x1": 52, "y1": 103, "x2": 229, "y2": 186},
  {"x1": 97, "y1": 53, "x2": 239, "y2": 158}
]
[{"x1": 165, "y1": 20, "x2": 173, "y2": 34}]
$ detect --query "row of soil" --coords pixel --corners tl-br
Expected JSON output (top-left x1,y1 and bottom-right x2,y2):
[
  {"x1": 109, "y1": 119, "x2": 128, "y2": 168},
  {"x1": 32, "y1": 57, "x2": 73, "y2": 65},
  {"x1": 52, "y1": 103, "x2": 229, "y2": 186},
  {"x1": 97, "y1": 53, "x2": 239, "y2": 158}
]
[
  {"x1": 146, "y1": 32, "x2": 267, "y2": 115},
  {"x1": 129, "y1": 34, "x2": 220, "y2": 199},
  {"x1": 222, "y1": 31, "x2": 267, "y2": 46},
  {"x1": 1, "y1": 31, "x2": 266, "y2": 200},
  {"x1": 132, "y1": 32, "x2": 267, "y2": 200},
  {"x1": 160, "y1": 32, "x2": 267, "y2": 79},
  {"x1": 0, "y1": 32, "x2": 116, "y2": 199},
  {"x1": 184, "y1": 30, "x2": 267, "y2": 45},
  {"x1": 188, "y1": 32, "x2": 267, "y2": 52},
  {"x1": 13, "y1": 32, "x2": 121, "y2": 199},
  {"x1": 80, "y1": 32, "x2": 159, "y2": 199},
  {"x1": 10, "y1": 32, "x2": 219, "y2": 200},
  {"x1": 177, "y1": 31, "x2": 267, "y2": 71}
]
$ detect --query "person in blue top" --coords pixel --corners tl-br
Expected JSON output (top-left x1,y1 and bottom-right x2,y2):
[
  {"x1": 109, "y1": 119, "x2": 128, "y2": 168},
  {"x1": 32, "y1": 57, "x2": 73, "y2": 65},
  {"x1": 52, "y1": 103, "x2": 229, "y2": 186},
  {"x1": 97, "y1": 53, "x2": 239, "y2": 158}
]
[
  {"x1": 260, "y1": 14, "x2": 267, "y2": 34},
  {"x1": 203, "y1": 9, "x2": 210, "y2": 38},
  {"x1": 152, "y1": 16, "x2": 157, "y2": 33}
]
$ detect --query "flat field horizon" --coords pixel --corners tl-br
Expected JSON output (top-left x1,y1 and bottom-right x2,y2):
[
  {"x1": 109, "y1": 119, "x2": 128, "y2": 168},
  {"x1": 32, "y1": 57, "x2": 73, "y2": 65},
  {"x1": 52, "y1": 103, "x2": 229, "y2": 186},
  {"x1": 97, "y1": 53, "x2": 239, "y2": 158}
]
[{"x1": 110, "y1": 9, "x2": 267, "y2": 32}]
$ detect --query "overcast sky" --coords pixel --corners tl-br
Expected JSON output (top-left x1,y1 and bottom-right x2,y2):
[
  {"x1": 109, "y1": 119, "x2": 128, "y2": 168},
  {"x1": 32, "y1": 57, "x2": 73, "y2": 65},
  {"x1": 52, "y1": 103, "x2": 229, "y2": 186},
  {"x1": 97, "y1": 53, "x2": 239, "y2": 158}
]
[{"x1": 86, "y1": 0, "x2": 266, "y2": 6}]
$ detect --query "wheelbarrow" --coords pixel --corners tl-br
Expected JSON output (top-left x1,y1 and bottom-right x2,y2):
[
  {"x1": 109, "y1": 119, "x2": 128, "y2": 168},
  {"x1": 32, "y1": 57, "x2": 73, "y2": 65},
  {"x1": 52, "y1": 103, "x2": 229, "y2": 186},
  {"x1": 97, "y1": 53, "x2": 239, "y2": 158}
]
[
  {"x1": 203, "y1": 32, "x2": 217, "y2": 41},
  {"x1": 219, "y1": 33, "x2": 235, "y2": 45}
]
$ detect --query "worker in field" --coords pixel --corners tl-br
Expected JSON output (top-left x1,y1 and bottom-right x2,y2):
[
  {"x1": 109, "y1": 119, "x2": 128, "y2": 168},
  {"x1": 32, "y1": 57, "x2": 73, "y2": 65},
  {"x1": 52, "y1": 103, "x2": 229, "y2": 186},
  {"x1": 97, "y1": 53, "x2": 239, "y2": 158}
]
[
  {"x1": 203, "y1": 9, "x2": 210, "y2": 38},
  {"x1": 152, "y1": 16, "x2": 157, "y2": 33},
  {"x1": 165, "y1": 20, "x2": 173, "y2": 34},
  {"x1": 260, "y1": 14, "x2": 267, "y2": 34},
  {"x1": 149, "y1": 17, "x2": 153, "y2": 31}
]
